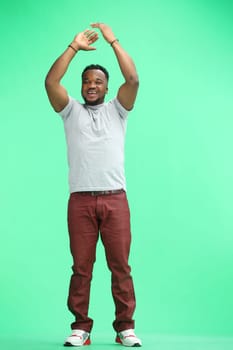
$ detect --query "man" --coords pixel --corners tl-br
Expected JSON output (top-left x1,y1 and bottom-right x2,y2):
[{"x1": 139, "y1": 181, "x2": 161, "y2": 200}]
[{"x1": 45, "y1": 22, "x2": 141, "y2": 347}]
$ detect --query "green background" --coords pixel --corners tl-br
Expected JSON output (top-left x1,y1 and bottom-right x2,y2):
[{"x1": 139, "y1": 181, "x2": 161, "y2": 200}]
[{"x1": 1, "y1": 0, "x2": 233, "y2": 348}]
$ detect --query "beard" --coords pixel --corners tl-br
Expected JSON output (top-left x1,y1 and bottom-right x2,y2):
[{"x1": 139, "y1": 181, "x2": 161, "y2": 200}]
[{"x1": 82, "y1": 95, "x2": 105, "y2": 106}]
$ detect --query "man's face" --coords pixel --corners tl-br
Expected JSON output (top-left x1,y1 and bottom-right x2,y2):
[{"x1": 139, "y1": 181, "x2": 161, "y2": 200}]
[{"x1": 81, "y1": 69, "x2": 108, "y2": 105}]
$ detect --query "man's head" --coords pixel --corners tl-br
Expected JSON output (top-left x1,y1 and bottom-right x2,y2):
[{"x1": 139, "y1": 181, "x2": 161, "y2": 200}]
[{"x1": 81, "y1": 64, "x2": 109, "y2": 106}]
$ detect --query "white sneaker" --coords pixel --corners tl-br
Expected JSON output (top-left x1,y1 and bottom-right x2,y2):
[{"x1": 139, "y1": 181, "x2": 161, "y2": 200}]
[
  {"x1": 116, "y1": 329, "x2": 142, "y2": 347},
  {"x1": 64, "y1": 329, "x2": 91, "y2": 346}
]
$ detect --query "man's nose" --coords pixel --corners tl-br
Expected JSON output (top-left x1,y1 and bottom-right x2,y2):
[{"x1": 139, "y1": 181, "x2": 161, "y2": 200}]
[{"x1": 88, "y1": 81, "x2": 96, "y2": 88}]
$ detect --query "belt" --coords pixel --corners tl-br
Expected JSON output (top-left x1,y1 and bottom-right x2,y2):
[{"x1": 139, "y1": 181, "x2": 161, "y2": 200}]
[{"x1": 78, "y1": 189, "x2": 125, "y2": 196}]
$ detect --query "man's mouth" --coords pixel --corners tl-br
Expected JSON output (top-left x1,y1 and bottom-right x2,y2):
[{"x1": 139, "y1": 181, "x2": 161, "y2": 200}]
[{"x1": 87, "y1": 90, "x2": 97, "y2": 95}]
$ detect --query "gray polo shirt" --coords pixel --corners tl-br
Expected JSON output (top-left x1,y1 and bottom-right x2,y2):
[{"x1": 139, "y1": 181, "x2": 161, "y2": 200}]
[{"x1": 59, "y1": 97, "x2": 129, "y2": 193}]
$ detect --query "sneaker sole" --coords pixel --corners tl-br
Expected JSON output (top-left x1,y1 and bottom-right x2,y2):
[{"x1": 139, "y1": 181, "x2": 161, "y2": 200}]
[
  {"x1": 64, "y1": 338, "x2": 91, "y2": 346},
  {"x1": 115, "y1": 336, "x2": 142, "y2": 347}
]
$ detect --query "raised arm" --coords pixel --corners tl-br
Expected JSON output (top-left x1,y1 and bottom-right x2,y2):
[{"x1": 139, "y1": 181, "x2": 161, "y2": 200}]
[
  {"x1": 91, "y1": 23, "x2": 139, "y2": 111},
  {"x1": 45, "y1": 29, "x2": 98, "y2": 112}
]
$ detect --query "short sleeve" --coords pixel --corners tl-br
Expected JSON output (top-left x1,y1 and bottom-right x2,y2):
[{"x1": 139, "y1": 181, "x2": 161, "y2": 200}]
[
  {"x1": 112, "y1": 98, "x2": 129, "y2": 120},
  {"x1": 58, "y1": 96, "x2": 75, "y2": 120}
]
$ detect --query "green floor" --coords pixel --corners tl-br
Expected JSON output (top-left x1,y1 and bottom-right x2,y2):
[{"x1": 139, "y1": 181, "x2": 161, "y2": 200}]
[{"x1": 1, "y1": 334, "x2": 233, "y2": 350}]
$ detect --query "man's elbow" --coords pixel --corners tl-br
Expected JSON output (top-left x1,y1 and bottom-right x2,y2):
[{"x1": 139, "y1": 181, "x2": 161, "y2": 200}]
[
  {"x1": 44, "y1": 76, "x2": 59, "y2": 94},
  {"x1": 129, "y1": 74, "x2": 139, "y2": 87},
  {"x1": 44, "y1": 75, "x2": 53, "y2": 89}
]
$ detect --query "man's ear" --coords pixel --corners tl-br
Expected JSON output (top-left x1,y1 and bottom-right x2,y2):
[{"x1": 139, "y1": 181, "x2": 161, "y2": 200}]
[{"x1": 106, "y1": 87, "x2": 108, "y2": 94}]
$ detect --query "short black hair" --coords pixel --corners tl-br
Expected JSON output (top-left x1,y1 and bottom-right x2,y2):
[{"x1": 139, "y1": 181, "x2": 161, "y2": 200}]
[{"x1": 81, "y1": 64, "x2": 109, "y2": 81}]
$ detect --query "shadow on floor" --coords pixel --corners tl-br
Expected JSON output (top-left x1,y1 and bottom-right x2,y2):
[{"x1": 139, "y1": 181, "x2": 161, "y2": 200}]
[{"x1": 1, "y1": 334, "x2": 233, "y2": 350}]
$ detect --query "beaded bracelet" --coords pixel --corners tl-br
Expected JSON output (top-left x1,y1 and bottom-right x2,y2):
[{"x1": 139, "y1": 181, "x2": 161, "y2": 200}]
[
  {"x1": 68, "y1": 44, "x2": 78, "y2": 53},
  {"x1": 110, "y1": 39, "x2": 119, "y2": 46}
]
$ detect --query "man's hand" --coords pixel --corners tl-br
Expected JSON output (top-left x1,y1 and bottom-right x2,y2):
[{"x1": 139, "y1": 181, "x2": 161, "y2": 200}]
[
  {"x1": 73, "y1": 29, "x2": 99, "y2": 50},
  {"x1": 91, "y1": 22, "x2": 139, "y2": 111},
  {"x1": 91, "y1": 23, "x2": 116, "y2": 44}
]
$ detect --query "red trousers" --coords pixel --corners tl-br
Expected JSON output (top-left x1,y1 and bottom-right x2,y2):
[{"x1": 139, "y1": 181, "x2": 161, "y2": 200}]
[{"x1": 67, "y1": 191, "x2": 136, "y2": 333}]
